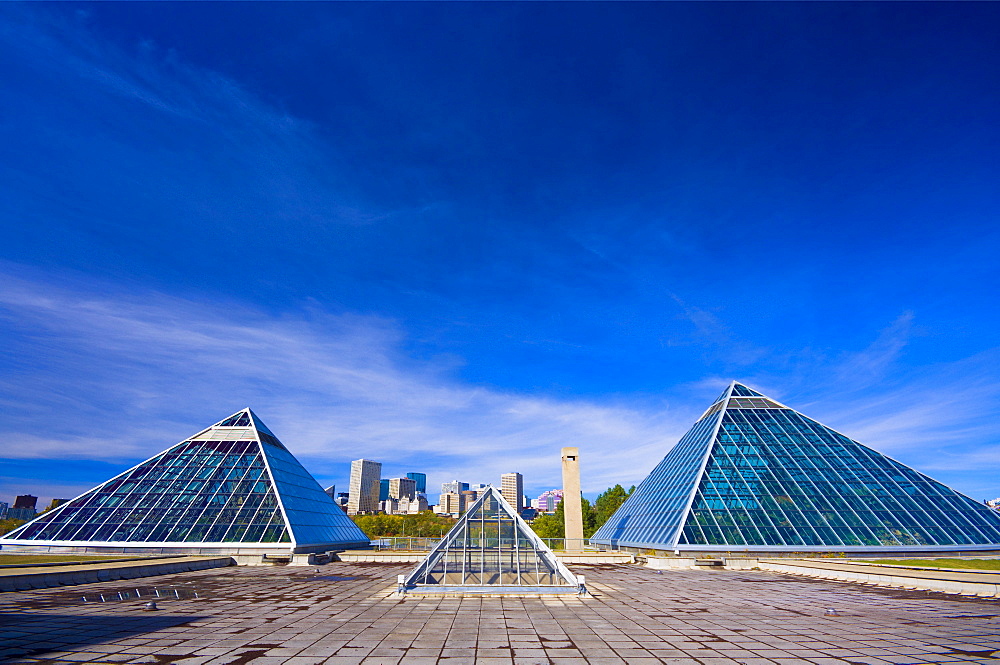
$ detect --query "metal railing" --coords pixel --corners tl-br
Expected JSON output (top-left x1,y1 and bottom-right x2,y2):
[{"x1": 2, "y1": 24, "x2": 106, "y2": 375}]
[{"x1": 371, "y1": 537, "x2": 609, "y2": 551}]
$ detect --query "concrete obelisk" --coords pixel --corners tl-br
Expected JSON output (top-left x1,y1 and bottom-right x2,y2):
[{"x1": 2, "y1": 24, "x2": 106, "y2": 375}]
[{"x1": 561, "y1": 447, "x2": 583, "y2": 549}]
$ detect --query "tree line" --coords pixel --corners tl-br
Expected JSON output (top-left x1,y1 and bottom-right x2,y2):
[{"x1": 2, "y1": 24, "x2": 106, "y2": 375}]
[{"x1": 530, "y1": 484, "x2": 635, "y2": 539}]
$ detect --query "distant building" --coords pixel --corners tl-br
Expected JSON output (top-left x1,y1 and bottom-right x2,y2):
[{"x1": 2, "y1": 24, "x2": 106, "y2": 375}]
[
  {"x1": 441, "y1": 480, "x2": 469, "y2": 496},
  {"x1": 380, "y1": 498, "x2": 399, "y2": 514},
  {"x1": 379, "y1": 479, "x2": 390, "y2": 501},
  {"x1": 406, "y1": 472, "x2": 427, "y2": 493},
  {"x1": 13, "y1": 495, "x2": 37, "y2": 510},
  {"x1": 389, "y1": 478, "x2": 417, "y2": 501},
  {"x1": 536, "y1": 489, "x2": 563, "y2": 513},
  {"x1": 0, "y1": 502, "x2": 7, "y2": 519},
  {"x1": 501, "y1": 473, "x2": 523, "y2": 510},
  {"x1": 438, "y1": 492, "x2": 464, "y2": 516},
  {"x1": 8, "y1": 496, "x2": 38, "y2": 521},
  {"x1": 519, "y1": 507, "x2": 538, "y2": 521},
  {"x1": 324, "y1": 485, "x2": 336, "y2": 500},
  {"x1": 348, "y1": 459, "x2": 382, "y2": 515},
  {"x1": 399, "y1": 495, "x2": 429, "y2": 514}
]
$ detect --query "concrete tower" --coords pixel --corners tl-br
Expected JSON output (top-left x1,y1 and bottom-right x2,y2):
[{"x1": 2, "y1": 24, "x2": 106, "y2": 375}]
[{"x1": 561, "y1": 447, "x2": 583, "y2": 544}]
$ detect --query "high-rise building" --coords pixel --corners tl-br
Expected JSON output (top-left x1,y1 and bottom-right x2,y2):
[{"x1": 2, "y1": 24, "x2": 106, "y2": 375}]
[
  {"x1": 13, "y1": 495, "x2": 37, "y2": 510},
  {"x1": 438, "y1": 492, "x2": 464, "y2": 516},
  {"x1": 0, "y1": 502, "x2": 8, "y2": 520},
  {"x1": 406, "y1": 472, "x2": 427, "y2": 493},
  {"x1": 0, "y1": 408, "x2": 369, "y2": 553},
  {"x1": 324, "y1": 485, "x2": 336, "y2": 500},
  {"x1": 389, "y1": 478, "x2": 417, "y2": 501},
  {"x1": 8, "y1": 495, "x2": 38, "y2": 521},
  {"x1": 441, "y1": 480, "x2": 469, "y2": 495},
  {"x1": 501, "y1": 473, "x2": 524, "y2": 510},
  {"x1": 379, "y1": 479, "x2": 390, "y2": 502},
  {"x1": 348, "y1": 459, "x2": 382, "y2": 515},
  {"x1": 591, "y1": 382, "x2": 1000, "y2": 553}
]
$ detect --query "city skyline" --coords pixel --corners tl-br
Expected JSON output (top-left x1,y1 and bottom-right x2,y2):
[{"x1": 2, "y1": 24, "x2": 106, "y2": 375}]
[{"x1": 1, "y1": 4, "x2": 998, "y2": 507}]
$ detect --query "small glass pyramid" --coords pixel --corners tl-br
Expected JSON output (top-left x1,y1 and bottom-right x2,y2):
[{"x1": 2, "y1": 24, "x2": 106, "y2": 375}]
[
  {"x1": 400, "y1": 486, "x2": 584, "y2": 594},
  {"x1": 1, "y1": 409, "x2": 370, "y2": 554},
  {"x1": 591, "y1": 382, "x2": 1000, "y2": 552}
]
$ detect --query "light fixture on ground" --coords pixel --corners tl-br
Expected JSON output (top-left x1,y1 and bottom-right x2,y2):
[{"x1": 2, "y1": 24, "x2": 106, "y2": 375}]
[{"x1": 398, "y1": 486, "x2": 585, "y2": 595}]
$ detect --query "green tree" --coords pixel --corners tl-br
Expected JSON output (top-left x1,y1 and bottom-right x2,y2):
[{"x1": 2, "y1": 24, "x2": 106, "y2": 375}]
[
  {"x1": 529, "y1": 495, "x2": 599, "y2": 539},
  {"x1": 0, "y1": 518, "x2": 26, "y2": 536},
  {"x1": 351, "y1": 511, "x2": 455, "y2": 539},
  {"x1": 593, "y1": 484, "x2": 634, "y2": 529}
]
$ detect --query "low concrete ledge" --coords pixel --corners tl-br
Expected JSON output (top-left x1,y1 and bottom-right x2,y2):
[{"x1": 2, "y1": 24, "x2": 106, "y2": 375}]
[
  {"x1": 556, "y1": 552, "x2": 635, "y2": 564},
  {"x1": 335, "y1": 550, "x2": 636, "y2": 565},
  {"x1": 758, "y1": 558, "x2": 1000, "y2": 597},
  {"x1": 336, "y1": 551, "x2": 425, "y2": 563},
  {"x1": 0, "y1": 556, "x2": 233, "y2": 592}
]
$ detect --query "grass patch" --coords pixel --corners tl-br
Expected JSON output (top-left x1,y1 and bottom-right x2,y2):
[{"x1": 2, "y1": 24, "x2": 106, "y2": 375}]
[
  {"x1": 863, "y1": 558, "x2": 1000, "y2": 571},
  {"x1": 0, "y1": 555, "x2": 142, "y2": 565}
]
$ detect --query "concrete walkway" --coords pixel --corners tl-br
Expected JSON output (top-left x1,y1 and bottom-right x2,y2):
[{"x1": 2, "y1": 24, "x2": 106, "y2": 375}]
[
  {"x1": 0, "y1": 556, "x2": 233, "y2": 592},
  {"x1": 2, "y1": 562, "x2": 999, "y2": 663}
]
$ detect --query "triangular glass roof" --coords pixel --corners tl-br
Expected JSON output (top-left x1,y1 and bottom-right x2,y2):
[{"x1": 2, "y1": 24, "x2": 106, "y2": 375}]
[
  {"x1": 401, "y1": 487, "x2": 584, "y2": 594},
  {"x1": 591, "y1": 383, "x2": 1000, "y2": 551},
  {"x1": 2, "y1": 409, "x2": 369, "y2": 552}
]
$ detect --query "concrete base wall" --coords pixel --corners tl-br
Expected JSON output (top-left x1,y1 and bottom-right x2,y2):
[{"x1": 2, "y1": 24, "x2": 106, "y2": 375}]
[
  {"x1": 0, "y1": 556, "x2": 233, "y2": 592},
  {"x1": 757, "y1": 559, "x2": 1000, "y2": 598}
]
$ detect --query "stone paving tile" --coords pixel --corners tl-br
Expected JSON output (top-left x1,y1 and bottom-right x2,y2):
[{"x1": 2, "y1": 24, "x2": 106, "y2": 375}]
[{"x1": 1, "y1": 562, "x2": 999, "y2": 664}]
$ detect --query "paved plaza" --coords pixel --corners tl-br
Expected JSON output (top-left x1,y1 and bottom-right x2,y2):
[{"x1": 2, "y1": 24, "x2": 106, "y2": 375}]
[{"x1": 0, "y1": 562, "x2": 998, "y2": 665}]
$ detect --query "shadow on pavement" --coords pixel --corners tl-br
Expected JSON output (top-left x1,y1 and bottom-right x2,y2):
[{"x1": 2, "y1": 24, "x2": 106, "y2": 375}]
[{"x1": 0, "y1": 612, "x2": 204, "y2": 662}]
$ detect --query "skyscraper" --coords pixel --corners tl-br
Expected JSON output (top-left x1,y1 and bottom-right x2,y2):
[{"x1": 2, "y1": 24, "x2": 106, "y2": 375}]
[
  {"x1": 441, "y1": 480, "x2": 469, "y2": 495},
  {"x1": 406, "y1": 472, "x2": 427, "y2": 493},
  {"x1": 591, "y1": 382, "x2": 1000, "y2": 553},
  {"x1": 379, "y1": 479, "x2": 390, "y2": 501},
  {"x1": 501, "y1": 472, "x2": 523, "y2": 511},
  {"x1": 389, "y1": 478, "x2": 417, "y2": 501},
  {"x1": 348, "y1": 459, "x2": 382, "y2": 515}
]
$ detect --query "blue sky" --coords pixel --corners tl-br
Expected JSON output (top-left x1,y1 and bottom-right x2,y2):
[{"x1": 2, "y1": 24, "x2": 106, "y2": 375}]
[{"x1": 1, "y1": 3, "x2": 998, "y2": 507}]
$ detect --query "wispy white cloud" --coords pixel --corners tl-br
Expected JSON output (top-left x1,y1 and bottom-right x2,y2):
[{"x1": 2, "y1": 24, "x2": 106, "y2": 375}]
[
  {"x1": 1, "y1": 268, "x2": 998, "y2": 505},
  {"x1": 0, "y1": 267, "x2": 696, "y2": 499}
]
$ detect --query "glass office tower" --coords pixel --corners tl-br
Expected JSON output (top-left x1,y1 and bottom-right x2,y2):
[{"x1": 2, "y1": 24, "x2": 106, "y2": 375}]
[
  {"x1": 591, "y1": 383, "x2": 1000, "y2": 553},
  {"x1": 1, "y1": 409, "x2": 370, "y2": 554}
]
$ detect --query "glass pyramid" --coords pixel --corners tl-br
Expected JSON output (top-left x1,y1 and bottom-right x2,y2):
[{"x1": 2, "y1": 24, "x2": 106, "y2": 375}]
[
  {"x1": 400, "y1": 486, "x2": 584, "y2": 594},
  {"x1": 591, "y1": 383, "x2": 1000, "y2": 552},
  {"x1": 2, "y1": 409, "x2": 370, "y2": 553}
]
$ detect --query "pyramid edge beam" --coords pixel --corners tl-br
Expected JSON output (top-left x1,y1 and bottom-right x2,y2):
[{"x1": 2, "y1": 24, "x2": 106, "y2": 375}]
[
  {"x1": 590, "y1": 382, "x2": 1000, "y2": 553},
  {"x1": 0, "y1": 437, "x2": 194, "y2": 544},
  {"x1": 588, "y1": 400, "x2": 729, "y2": 549},
  {"x1": 0, "y1": 408, "x2": 365, "y2": 555},
  {"x1": 251, "y1": 421, "x2": 297, "y2": 549},
  {"x1": 669, "y1": 392, "x2": 732, "y2": 550}
]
